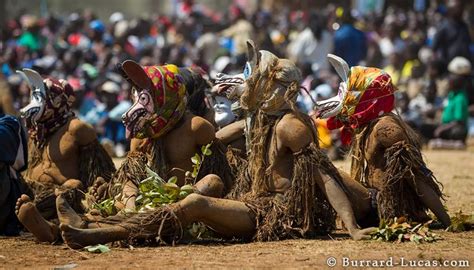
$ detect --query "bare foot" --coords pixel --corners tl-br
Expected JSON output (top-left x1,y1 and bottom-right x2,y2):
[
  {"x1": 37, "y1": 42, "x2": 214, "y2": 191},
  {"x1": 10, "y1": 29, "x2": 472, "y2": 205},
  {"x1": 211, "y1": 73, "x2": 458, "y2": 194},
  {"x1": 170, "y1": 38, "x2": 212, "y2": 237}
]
[
  {"x1": 60, "y1": 224, "x2": 93, "y2": 249},
  {"x1": 15, "y1": 194, "x2": 59, "y2": 243},
  {"x1": 350, "y1": 227, "x2": 377, "y2": 240},
  {"x1": 60, "y1": 223, "x2": 128, "y2": 249},
  {"x1": 56, "y1": 193, "x2": 84, "y2": 228},
  {"x1": 90, "y1": 177, "x2": 108, "y2": 202}
]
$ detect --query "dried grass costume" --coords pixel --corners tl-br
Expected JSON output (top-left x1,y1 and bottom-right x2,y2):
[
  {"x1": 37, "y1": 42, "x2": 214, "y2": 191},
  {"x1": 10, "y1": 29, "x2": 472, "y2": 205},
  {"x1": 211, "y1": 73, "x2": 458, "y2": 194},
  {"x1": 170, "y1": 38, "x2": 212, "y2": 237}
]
[
  {"x1": 18, "y1": 70, "x2": 115, "y2": 219},
  {"x1": 315, "y1": 55, "x2": 444, "y2": 224},
  {"x1": 230, "y1": 47, "x2": 347, "y2": 241},
  {"x1": 87, "y1": 46, "x2": 347, "y2": 245}
]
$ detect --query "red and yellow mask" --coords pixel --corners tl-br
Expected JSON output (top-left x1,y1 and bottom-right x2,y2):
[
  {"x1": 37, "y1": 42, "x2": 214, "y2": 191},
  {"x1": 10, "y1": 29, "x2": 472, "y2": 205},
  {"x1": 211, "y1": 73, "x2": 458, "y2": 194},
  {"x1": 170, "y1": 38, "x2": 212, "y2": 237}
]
[
  {"x1": 120, "y1": 60, "x2": 187, "y2": 140},
  {"x1": 314, "y1": 54, "x2": 396, "y2": 145}
]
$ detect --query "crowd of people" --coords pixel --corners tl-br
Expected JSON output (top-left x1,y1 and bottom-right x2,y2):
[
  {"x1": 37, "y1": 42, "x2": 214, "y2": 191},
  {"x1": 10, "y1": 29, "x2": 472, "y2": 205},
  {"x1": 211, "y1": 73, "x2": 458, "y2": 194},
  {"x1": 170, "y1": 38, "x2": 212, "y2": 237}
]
[{"x1": 0, "y1": 0, "x2": 473, "y2": 156}]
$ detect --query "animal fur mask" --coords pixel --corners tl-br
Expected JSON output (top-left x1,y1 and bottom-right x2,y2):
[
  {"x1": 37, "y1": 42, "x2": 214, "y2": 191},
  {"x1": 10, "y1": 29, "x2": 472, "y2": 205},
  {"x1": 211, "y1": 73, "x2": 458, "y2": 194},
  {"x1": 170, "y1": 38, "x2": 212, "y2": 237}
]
[
  {"x1": 240, "y1": 41, "x2": 302, "y2": 115},
  {"x1": 314, "y1": 54, "x2": 395, "y2": 145},
  {"x1": 119, "y1": 60, "x2": 187, "y2": 140},
  {"x1": 18, "y1": 69, "x2": 75, "y2": 144}
]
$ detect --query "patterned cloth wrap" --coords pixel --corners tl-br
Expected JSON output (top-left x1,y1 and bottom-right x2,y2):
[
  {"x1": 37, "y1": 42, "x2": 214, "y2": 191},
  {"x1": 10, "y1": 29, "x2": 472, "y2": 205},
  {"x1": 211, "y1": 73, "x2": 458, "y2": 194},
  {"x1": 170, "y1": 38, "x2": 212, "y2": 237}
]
[
  {"x1": 28, "y1": 78, "x2": 75, "y2": 144},
  {"x1": 326, "y1": 67, "x2": 395, "y2": 145},
  {"x1": 127, "y1": 64, "x2": 187, "y2": 139}
]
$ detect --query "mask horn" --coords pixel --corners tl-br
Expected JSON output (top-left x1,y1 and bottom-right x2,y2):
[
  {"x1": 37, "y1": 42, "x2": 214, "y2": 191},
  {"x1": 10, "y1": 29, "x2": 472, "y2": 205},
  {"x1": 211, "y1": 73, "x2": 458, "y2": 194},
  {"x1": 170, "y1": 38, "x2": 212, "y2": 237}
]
[
  {"x1": 16, "y1": 70, "x2": 34, "y2": 92},
  {"x1": 121, "y1": 60, "x2": 153, "y2": 90},
  {"x1": 22, "y1": 68, "x2": 46, "y2": 95},
  {"x1": 246, "y1": 40, "x2": 260, "y2": 66},
  {"x1": 327, "y1": 54, "x2": 349, "y2": 82}
]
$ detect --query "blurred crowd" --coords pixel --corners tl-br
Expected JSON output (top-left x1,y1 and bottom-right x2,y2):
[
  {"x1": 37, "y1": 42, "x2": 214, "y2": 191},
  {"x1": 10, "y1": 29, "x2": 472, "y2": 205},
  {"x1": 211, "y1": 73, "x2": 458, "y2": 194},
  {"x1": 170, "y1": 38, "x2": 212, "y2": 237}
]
[{"x1": 0, "y1": 0, "x2": 473, "y2": 157}]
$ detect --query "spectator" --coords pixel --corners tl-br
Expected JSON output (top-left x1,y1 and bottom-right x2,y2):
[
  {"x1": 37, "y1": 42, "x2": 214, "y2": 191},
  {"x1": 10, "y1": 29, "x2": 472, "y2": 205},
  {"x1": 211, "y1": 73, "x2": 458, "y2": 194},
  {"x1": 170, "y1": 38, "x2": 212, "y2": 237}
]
[
  {"x1": 429, "y1": 56, "x2": 470, "y2": 149},
  {"x1": 432, "y1": 0, "x2": 472, "y2": 65},
  {"x1": 334, "y1": 9, "x2": 367, "y2": 67},
  {"x1": 287, "y1": 11, "x2": 333, "y2": 74},
  {"x1": 220, "y1": 5, "x2": 254, "y2": 67}
]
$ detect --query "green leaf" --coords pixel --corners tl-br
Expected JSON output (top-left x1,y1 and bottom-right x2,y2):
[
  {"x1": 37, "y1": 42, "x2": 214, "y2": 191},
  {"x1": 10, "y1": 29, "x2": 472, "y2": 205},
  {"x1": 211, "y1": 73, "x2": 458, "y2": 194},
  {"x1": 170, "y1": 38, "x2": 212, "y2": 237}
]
[
  {"x1": 201, "y1": 144, "x2": 213, "y2": 156},
  {"x1": 191, "y1": 154, "x2": 201, "y2": 165},
  {"x1": 84, "y1": 244, "x2": 110, "y2": 253},
  {"x1": 164, "y1": 182, "x2": 179, "y2": 190},
  {"x1": 180, "y1": 184, "x2": 194, "y2": 193},
  {"x1": 167, "y1": 176, "x2": 178, "y2": 184},
  {"x1": 145, "y1": 166, "x2": 166, "y2": 183},
  {"x1": 178, "y1": 191, "x2": 189, "y2": 199}
]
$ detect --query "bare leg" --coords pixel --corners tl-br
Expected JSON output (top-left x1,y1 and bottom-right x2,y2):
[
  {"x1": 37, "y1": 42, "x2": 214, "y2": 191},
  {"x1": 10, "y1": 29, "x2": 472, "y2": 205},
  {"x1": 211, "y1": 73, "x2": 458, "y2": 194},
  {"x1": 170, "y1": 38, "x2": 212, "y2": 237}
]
[
  {"x1": 175, "y1": 194, "x2": 255, "y2": 237},
  {"x1": 194, "y1": 174, "x2": 224, "y2": 198},
  {"x1": 15, "y1": 194, "x2": 59, "y2": 242},
  {"x1": 317, "y1": 173, "x2": 376, "y2": 240},
  {"x1": 61, "y1": 179, "x2": 83, "y2": 190},
  {"x1": 412, "y1": 180, "x2": 451, "y2": 227},
  {"x1": 59, "y1": 193, "x2": 256, "y2": 249},
  {"x1": 337, "y1": 170, "x2": 372, "y2": 221},
  {"x1": 60, "y1": 224, "x2": 129, "y2": 249}
]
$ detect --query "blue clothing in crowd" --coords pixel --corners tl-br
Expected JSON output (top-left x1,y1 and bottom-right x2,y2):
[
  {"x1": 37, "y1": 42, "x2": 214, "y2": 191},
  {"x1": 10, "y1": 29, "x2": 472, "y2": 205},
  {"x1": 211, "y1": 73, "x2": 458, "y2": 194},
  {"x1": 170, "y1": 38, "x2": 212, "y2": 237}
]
[
  {"x1": 0, "y1": 113, "x2": 28, "y2": 235},
  {"x1": 334, "y1": 24, "x2": 367, "y2": 67}
]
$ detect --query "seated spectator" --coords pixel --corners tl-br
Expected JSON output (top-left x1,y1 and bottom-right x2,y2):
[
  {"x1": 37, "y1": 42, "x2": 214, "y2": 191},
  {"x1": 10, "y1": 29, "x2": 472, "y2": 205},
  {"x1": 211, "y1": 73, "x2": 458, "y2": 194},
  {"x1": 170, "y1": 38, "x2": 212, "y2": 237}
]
[{"x1": 429, "y1": 56, "x2": 470, "y2": 149}]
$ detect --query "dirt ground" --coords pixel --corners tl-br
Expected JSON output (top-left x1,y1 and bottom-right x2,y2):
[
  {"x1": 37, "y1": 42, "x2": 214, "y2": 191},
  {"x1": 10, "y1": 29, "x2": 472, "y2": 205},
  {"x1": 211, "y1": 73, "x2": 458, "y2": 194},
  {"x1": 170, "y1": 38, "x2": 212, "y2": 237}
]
[{"x1": 0, "y1": 149, "x2": 473, "y2": 269}]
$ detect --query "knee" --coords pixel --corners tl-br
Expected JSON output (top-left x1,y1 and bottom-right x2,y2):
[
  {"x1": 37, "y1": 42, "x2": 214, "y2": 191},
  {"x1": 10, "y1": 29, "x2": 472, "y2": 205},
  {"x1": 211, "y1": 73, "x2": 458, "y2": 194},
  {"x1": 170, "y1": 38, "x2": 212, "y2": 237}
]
[
  {"x1": 181, "y1": 193, "x2": 209, "y2": 211},
  {"x1": 195, "y1": 174, "x2": 224, "y2": 198},
  {"x1": 62, "y1": 179, "x2": 84, "y2": 190}
]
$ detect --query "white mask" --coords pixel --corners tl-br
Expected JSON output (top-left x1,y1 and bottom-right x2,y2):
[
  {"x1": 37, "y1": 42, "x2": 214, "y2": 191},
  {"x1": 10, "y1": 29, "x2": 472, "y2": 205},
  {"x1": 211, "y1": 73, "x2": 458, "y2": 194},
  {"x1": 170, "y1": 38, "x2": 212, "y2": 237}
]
[{"x1": 213, "y1": 96, "x2": 236, "y2": 127}]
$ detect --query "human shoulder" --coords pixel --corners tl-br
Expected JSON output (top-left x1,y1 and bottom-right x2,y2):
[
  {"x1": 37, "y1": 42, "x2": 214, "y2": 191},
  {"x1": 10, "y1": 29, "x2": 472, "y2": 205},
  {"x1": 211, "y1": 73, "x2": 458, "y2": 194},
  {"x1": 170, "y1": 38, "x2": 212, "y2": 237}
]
[
  {"x1": 276, "y1": 113, "x2": 313, "y2": 152},
  {"x1": 69, "y1": 118, "x2": 97, "y2": 146},
  {"x1": 190, "y1": 114, "x2": 216, "y2": 145},
  {"x1": 372, "y1": 115, "x2": 407, "y2": 147}
]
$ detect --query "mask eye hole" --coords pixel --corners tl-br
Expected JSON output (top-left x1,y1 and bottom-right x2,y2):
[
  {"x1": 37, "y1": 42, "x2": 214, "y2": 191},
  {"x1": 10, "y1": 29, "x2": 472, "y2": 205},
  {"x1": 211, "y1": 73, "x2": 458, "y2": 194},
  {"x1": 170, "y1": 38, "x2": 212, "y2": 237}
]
[
  {"x1": 138, "y1": 92, "x2": 150, "y2": 106},
  {"x1": 243, "y1": 62, "x2": 252, "y2": 79},
  {"x1": 32, "y1": 90, "x2": 43, "y2": 102}
]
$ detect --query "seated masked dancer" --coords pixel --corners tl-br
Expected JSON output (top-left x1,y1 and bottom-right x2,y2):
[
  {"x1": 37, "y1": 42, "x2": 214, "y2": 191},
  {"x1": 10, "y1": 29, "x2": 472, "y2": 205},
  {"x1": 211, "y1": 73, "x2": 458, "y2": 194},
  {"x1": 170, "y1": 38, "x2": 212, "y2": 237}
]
[
  {"x1": 90, "y1": 61, "x2": 233, "y2": 212},
  {"x1": 56, "y1": 41, "x2": 375, "y2": 249},
  {"x1": 207, "y1": 72, "x2": 248, "y2": 178},
  {"x1": 14, "y1": 69, "x2": 116, "y2": 243},
  {"x1": 314, "y1": 54, "x2": 450, "y2": 228}
]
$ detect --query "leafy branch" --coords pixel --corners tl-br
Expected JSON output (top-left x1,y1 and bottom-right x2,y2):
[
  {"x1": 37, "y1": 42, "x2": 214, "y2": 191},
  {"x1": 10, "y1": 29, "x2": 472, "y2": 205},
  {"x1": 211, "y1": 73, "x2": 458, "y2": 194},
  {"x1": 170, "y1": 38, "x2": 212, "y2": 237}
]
[
  {"x1": 370, "y1": 217, "x2": 441, "y2": 243},
  {"x1": 135, "y1": 166, "x2": 194, "y2": 212},
  {"x1": 91, "y1": 143, "x2": 214, "y2": 214},
  {"x1": 187, "y1": 142, "x2": 213, "y2": 183}
]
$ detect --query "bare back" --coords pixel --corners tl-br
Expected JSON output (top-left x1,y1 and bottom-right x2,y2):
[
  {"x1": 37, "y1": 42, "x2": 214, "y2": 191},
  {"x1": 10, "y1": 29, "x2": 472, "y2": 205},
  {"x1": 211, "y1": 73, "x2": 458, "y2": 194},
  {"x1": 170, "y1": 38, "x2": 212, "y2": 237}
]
[{"x1": 364, "y1": 115, "x2": 408, "y2": 189}]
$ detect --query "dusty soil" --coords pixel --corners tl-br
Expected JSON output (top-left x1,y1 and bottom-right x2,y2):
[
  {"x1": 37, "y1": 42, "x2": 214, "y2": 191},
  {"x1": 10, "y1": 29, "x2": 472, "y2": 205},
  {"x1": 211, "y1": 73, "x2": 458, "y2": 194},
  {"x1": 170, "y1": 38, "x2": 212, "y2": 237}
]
[{"x1": 1, "y1": 149, "x2": 473, "y2": 269}]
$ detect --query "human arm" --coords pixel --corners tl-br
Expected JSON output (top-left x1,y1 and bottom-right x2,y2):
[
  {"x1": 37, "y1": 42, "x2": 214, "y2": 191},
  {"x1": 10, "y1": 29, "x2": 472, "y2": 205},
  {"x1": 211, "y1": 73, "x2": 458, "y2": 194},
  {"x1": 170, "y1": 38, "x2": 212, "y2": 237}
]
[{"x1": 215, "y1": 119, "x2": 245, "y2": 145}]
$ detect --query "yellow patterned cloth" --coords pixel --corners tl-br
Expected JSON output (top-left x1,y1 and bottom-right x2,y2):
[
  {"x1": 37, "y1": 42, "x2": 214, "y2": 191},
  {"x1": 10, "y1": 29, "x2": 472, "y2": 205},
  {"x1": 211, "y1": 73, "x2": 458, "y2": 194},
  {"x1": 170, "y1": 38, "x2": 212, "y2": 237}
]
[
  {"x1": 138, "y1": 64, "x2": 187, "y2": 139},
  {"x1": 327, "y1": 67, "x2": 396, "y2": 145}
]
